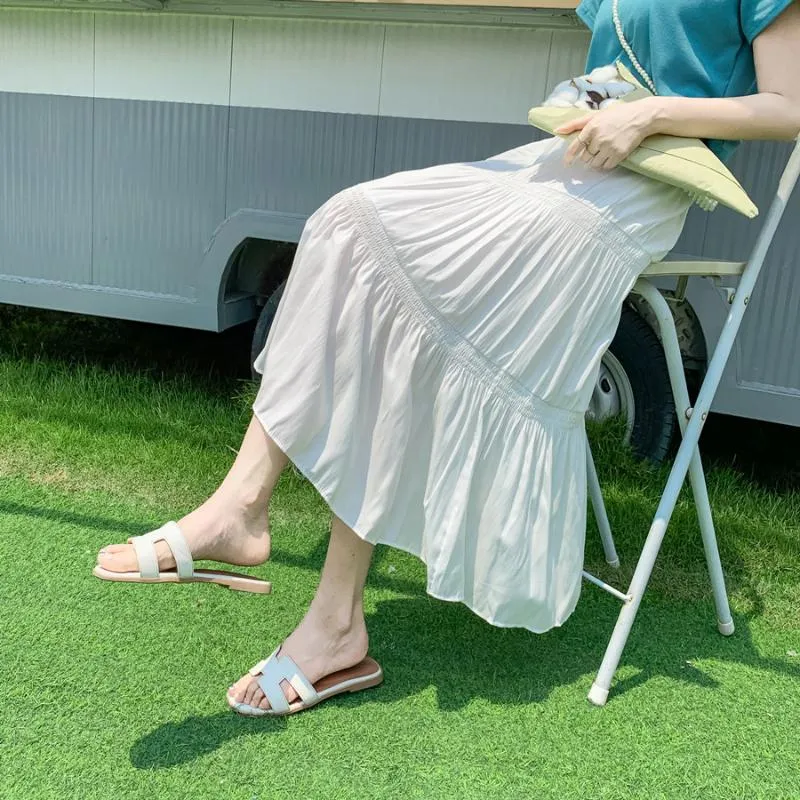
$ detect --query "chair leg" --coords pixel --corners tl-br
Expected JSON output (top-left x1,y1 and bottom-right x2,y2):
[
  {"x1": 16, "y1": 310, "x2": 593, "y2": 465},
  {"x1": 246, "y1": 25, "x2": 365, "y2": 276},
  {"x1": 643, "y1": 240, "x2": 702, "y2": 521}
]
[
  {"x1": 590, "y1": 141, "x2": 800, "y2": 706},
  {"x1": 586, "y1": 437, "x2": 620, "y2": 568},
  {"x1": 588, "y1": 281, "x2": 736, "y2": 707},
  {"x1": 588, "y1": 430, "x2": 695, "y2": 706},
  {"x1": 687, "y1": 450, "x2": 735, "y2": 635},
  {"x1": 635, "y1": 281, "x2": 734, "y2": 635},
  {"x1": 586, "y1": 441, "x2": 733, "y2": 707}
]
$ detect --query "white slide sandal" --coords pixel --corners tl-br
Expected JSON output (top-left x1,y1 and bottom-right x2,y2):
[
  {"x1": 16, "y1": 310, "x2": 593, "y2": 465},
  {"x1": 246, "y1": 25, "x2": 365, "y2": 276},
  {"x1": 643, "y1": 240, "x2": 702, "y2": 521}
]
[
  {"x1": 92, "y1": 521, "x2": 271, "y2": 594},
  {"x1": 227, "y1": 646, "x2": 384, "y2": 717}
]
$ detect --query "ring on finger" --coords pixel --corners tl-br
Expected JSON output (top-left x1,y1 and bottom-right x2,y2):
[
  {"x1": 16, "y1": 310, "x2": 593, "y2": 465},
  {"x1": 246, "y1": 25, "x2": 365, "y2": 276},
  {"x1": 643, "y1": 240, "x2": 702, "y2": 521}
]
[{"x1": 578, "y1": 137, "x2": 599, "y2": 157}]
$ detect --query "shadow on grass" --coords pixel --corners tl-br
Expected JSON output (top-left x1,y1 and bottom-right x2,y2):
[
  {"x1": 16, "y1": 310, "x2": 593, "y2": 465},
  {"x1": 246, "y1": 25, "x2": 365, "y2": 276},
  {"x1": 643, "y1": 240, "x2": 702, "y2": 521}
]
[
  {"x1": 0, "y1": 304, "x2": 256, "y2": 383},
  {"x1": 130, "y1": 714, "x2": 288, "y2": 768},
  {"x1": 129, "y1": 589, "x2": 800, "y2": 770},
  {"x1": 0, "y1": 498, "x2": 155, "y2": 539}
]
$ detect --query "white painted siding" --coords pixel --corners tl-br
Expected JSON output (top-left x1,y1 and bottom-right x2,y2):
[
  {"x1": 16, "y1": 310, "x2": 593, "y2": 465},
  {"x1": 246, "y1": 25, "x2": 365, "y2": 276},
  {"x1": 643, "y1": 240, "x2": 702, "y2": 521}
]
[
  {"x1": 0, "y1": 10, "x2": 93, "y2": 97},
  {"x1": 543, "y1": 29, "x2": 592, "y2": 94},
  {"x1": 230, "y1": 18, "x2": 385, "y2": 115},
  {"x1": 0, "y1": 8, "x2": 591, "y2": 121},
  {"x1": 379, "y1": 23, "x2": 555, "y2": 124},
  {"x1": 94, "y1": 13, "x2": 232, "y2": 105}
]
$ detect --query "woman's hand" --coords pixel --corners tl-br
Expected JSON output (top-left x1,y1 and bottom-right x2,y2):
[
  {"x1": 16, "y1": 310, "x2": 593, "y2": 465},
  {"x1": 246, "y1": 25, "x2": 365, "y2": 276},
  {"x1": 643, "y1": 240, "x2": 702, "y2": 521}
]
[{"x1": 554, "y1": 96, "x2": 662, "y2": 170}]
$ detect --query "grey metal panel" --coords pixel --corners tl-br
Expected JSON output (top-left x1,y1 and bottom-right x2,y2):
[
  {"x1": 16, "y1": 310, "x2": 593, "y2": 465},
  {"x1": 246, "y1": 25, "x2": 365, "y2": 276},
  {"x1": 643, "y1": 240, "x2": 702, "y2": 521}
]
[
  {"x1": 374, "y1": 117, "x2": 541, "y2": 177},
  {"x1": 692, "y1": 140, "x2": 800, "y2": 402},
  {"x1": 683, "y1": 277, "x2": 800, "y2": 427},
  {"x1": 672, "y1": 205, "x2": 709, "y2": 258},
  {"x1": 0, "y1": 91, "x2": 92, "y2": 283},
  {"x1": 92, "y1": 97, "x2": 229, "y2": 299},
  {"x1": 226, "y1": 107, "x2": 378, "y2": 217},
  {"x1": 672, "y1": 139, "x2": 800, "y2": 426},
  {"x1": 708, "y1": 140, "x2": 800, "y2": 394}
]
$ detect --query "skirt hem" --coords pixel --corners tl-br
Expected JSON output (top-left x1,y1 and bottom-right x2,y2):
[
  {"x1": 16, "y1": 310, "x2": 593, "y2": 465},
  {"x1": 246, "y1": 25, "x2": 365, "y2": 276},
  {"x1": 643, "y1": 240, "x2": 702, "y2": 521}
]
[{"x1": 251, "y1": 404, "x2": 581, "y2": 635}]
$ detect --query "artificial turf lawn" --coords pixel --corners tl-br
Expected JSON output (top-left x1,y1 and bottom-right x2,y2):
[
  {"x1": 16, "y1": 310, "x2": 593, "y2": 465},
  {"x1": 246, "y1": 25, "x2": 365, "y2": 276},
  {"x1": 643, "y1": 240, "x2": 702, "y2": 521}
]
[{"x1": 1, "y1": 343, "x2": 799, "y2": 799}]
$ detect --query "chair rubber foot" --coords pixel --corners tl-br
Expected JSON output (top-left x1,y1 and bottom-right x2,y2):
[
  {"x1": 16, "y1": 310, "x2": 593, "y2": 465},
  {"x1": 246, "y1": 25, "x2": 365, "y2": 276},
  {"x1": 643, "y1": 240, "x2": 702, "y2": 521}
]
[
  {"x1": 606, "y1": 558, "x2": 620, "y2": 569},
  {"x1": 588, "y1": 683, "x2": 609, "y2": 706},
  {"x1": 717, "y1": 619, "x2": 735, "y2": 636}
]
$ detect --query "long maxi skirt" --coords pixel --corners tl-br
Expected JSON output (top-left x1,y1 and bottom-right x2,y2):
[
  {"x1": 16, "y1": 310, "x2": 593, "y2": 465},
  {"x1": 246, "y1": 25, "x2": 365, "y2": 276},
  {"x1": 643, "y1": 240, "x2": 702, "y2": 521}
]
[{"x1": 252, "y1": 136, "x2": 692, "y2": 633}]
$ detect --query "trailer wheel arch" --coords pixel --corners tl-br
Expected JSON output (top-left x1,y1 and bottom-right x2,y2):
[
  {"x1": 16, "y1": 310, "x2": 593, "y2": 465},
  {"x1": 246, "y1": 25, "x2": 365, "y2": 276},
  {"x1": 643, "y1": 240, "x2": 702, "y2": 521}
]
[{"x1": 203, "y1": 210, "x2": 305, "y2": 331}]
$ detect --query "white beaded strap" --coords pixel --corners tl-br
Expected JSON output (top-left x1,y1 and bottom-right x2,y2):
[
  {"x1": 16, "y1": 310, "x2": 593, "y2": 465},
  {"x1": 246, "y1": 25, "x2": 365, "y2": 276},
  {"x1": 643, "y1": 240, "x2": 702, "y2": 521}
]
[
  {"x1": 612, "y1": 0, "x2": 658, "y2": 96},
  {"x1": 612, "y1": 0, "x2": 718, "y2": 212}
]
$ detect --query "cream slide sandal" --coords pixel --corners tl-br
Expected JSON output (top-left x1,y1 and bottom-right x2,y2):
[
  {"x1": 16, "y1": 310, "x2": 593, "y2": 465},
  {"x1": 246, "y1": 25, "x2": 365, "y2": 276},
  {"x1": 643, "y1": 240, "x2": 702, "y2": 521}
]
[
  {"x1": 92, "y1": 521, "x2": 271, "y2": 594},
  {"x1": 227, "y1": 646, "x2": 384, "y2": 717}
]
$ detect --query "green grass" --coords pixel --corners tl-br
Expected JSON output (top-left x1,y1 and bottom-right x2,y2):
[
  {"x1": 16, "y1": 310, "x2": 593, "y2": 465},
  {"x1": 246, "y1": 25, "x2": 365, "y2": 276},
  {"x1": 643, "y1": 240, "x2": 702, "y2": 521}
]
[{"x1": 1, "y1": 308, "x2": 799, "y2": 799}]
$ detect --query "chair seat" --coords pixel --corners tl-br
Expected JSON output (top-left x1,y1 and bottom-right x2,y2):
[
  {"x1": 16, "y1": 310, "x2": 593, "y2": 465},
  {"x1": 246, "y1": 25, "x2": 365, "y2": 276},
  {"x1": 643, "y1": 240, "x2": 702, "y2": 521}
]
[{"x1": 643, "y1": 258, "x2": 746, "y2": 278}]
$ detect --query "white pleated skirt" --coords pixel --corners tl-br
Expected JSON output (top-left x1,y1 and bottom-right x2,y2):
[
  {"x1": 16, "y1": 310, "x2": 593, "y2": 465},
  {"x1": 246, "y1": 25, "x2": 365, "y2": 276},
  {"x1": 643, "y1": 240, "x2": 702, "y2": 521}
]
[{"x1": 252, "y1": 136, "x2": 692, "y2": 633}]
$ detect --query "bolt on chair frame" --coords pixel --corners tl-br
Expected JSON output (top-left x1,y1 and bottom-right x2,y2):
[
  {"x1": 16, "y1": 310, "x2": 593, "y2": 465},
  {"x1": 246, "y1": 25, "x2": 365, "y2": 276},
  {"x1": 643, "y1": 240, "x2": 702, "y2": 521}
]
[{"x1": 582, "y1": 136, "x2": 800, "y2": 706}]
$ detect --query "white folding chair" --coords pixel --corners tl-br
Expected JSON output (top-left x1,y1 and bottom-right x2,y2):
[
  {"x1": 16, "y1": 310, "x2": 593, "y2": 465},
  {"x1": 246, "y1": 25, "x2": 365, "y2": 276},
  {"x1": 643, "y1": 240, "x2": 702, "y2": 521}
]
[{"x1": 583, "y1": 136, "x2": 800, "y2": 706}]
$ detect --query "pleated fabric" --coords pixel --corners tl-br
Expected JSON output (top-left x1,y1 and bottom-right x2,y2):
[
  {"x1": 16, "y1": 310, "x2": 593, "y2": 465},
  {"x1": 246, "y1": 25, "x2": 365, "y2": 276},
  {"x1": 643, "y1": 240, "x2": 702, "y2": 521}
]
[{"x1": 252, "y1": 136, "x2": 692, "y2": 632}]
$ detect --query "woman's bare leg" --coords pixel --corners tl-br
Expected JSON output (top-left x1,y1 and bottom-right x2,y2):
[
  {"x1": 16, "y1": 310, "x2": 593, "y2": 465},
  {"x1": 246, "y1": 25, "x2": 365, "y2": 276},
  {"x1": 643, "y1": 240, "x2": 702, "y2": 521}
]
[
  {"x1": 228, "y1": 515, "x2": 373, "y2": 711},
  {"x1": 96, "y1": 414, "x2": 288, "y2": 572}
]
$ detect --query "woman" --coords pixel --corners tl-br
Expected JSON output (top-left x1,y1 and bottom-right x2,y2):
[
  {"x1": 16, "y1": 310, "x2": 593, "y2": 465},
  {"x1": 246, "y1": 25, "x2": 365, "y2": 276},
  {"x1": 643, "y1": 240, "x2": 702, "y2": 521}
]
[{"x1": 95, "y1": 0, "x2": 800, "y2": 716}]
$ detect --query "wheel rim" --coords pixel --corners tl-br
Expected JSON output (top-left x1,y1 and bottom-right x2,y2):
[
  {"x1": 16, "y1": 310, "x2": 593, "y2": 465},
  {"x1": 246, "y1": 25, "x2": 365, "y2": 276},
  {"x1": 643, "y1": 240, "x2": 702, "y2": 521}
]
[{"x1": 587, "y1": 352, "x2": 635, "y2": 442}]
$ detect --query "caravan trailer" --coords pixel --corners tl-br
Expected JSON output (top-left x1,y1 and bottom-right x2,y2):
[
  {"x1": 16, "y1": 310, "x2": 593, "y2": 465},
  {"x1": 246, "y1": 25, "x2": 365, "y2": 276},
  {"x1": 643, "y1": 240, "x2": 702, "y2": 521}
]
[{"x1": 0, "y1": 0, "x2": 797, "y2": 460}]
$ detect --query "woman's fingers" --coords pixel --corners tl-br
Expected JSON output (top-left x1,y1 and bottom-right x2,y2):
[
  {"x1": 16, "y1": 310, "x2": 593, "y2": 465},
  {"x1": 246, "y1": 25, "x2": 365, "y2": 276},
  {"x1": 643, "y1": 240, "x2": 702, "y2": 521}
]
[
  {"x1": 587, "y1": 151, "x2": 610, "y2": 170},
  {"x1": 573, "y1": 134, "x2": 605, "y2": 168},
  {"x1": 601, "y1": 152, "x2": 623, "y2": 170},
  {"x1": 558, "y1": 115, "x2": 594, "y2": 165},
  {"x1": 567, "y1": 130, "x2": 626, "y2": 170},
  {"x1": 564, "y1": 135, "x2": 587, "y2": 165},
  {"x1": 553, "y1": 114, "x2": 592, "y2": 136}
]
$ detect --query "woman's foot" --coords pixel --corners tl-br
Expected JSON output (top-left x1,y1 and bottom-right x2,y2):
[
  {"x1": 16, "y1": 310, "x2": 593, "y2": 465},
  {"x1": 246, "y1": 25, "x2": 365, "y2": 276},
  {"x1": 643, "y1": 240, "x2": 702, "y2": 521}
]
[
  {"x1": 227, "y1": 605, "x2": 369, "y2": 712},
  {"x1": 96, "y1": 489, "x2": 271, "y2": 574}
]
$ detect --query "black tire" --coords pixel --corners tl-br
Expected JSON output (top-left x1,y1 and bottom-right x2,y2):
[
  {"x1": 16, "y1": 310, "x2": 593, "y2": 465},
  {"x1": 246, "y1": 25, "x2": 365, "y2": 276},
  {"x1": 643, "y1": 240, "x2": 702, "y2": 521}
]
[
  {"x1": 250, "y1": 279, "x2": 286, "y2": 380},
  {"x1": 591, "y1": 304, "x2": 677, "y2": 463}
]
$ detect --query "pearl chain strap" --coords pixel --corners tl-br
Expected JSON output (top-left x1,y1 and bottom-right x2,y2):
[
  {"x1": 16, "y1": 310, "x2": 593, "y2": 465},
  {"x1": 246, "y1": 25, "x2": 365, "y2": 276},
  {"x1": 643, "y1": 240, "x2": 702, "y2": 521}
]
[
  {"x1": 613, "y1": 0, "x2": 718, "y2": 210},
  {"x1": 612, "y1": 0, "x2": 658, "y2": 95}
]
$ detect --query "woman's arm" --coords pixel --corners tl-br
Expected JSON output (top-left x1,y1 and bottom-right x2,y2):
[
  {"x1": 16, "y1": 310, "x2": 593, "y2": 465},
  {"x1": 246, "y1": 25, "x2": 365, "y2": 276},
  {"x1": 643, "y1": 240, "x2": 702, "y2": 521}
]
[{"x1": 558, "y1": 1, "x2": 800, "y2": 170}]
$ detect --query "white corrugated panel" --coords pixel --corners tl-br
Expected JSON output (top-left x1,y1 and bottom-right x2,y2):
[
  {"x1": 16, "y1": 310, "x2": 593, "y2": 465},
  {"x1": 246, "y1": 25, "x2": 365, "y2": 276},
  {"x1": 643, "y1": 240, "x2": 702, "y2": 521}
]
[
  {"x1": 94, "y1": 13, "x2": 232, "y2": 105},
  {"x1": 543, "y1": 29, "x2": 591, "y2": 95},
  {"x1": 0, "y1": 9, "x2": 93, "y2": 97},
  {"x1": 230, "y1": 18, "x2": 384, "y2": 115},
  {"x1": 379, "y1": 24, "x2": 552, "y2": 124}
]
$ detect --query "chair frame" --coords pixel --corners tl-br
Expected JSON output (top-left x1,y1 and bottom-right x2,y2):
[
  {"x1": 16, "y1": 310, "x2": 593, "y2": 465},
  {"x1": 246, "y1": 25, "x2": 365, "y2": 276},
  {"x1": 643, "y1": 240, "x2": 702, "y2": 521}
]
[{"x1": 582, "y1": 136, "x2": 800, "y2": 706}]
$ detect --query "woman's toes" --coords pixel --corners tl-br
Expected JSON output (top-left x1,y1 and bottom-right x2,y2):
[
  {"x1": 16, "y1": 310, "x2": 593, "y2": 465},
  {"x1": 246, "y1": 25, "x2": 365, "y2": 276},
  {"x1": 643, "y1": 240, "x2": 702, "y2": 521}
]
[
  {"x1": 96, "y1": 539, "x2": 176, "y2": 573},
  {"x1": 247, "y1": 688, "x2": 267, "y2": 710},
  {"x1": 97, "y1": 543, "x2": 128, "y2": 560},
  {"x1": 243, "y1": 679, "x2": 261, "y2": 707},
  {"x1": 227, "y1": 676, "x2": 250, "y2": 704},
  {"x1": 227, "y1": 673, "x2": 301, "y2": 712},
  {"x1": 96, "y1": 544, "x2": 137, "y2": 572}
]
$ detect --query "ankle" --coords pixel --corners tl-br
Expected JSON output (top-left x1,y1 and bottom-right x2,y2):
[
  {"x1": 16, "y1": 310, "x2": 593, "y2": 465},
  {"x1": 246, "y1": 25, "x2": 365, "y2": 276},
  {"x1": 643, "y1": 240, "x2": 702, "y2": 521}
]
[
  {"x1": 213, "y1": 483, "x2": 270, "y2": 522},
  {"x1": 305, "y1": 599, "x2": 367, "y2": 642}
]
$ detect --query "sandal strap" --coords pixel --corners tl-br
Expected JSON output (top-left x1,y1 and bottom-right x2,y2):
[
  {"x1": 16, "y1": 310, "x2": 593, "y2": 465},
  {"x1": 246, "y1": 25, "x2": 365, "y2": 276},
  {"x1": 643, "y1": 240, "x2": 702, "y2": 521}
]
[
  {"x1": 252, "y1": 647, "x2": 318, "y2": 714},
  {"x1": 130, "y1": 521, "x2": 194, "y2": 579},
  {"x1": 131, "y1": 536, "x2": 159, "y2": 579}
]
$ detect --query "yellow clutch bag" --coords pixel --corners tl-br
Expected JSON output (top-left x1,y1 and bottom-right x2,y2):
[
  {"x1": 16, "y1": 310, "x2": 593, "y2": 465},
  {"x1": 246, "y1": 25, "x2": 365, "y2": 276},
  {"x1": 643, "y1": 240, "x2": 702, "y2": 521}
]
[{"x1": 527, "y1": 61, "x2": 758, "y2": 219}]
